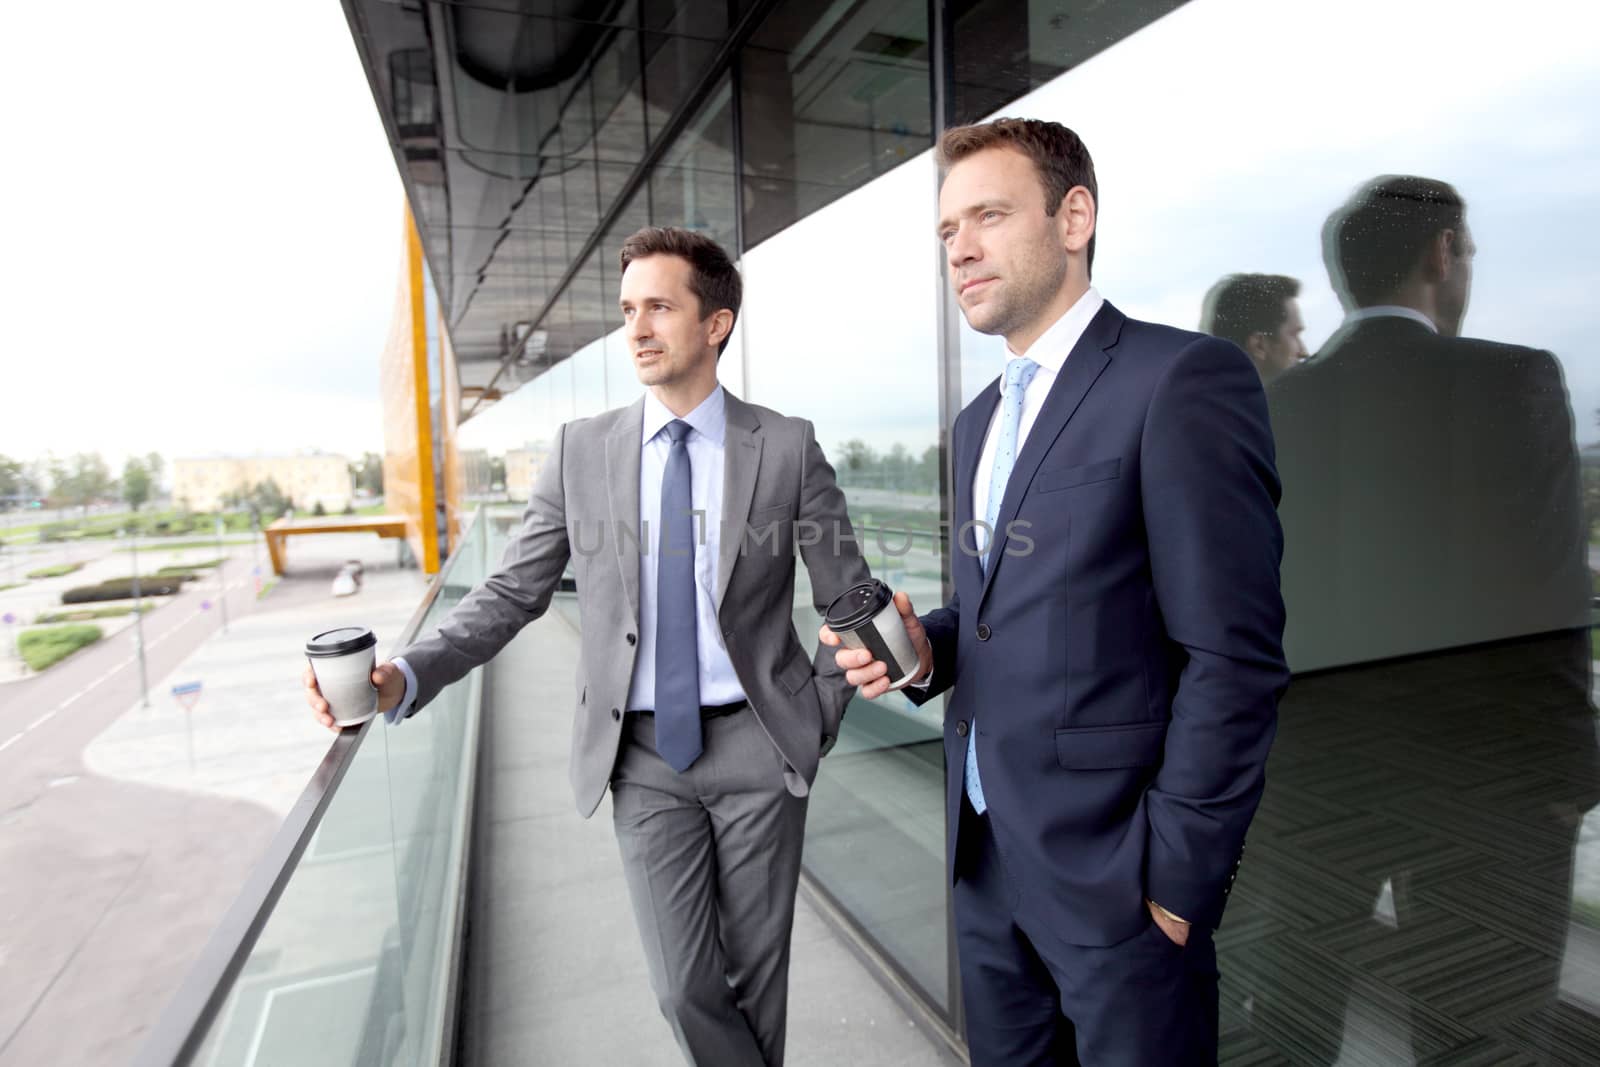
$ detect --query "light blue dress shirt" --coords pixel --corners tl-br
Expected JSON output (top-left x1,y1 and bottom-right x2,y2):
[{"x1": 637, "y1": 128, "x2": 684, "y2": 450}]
[{"x1": 385, "y1": 386, "x2": 745, "y2": 723}]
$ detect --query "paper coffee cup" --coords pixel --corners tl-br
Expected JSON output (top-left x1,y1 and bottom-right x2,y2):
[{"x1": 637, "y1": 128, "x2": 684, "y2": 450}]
[
  {"x1": 305, "y1": 626, "x2": 379, "y2": 727},
  {"x1": 825, "y1": 580, "x2": 921, "y2": 691}
]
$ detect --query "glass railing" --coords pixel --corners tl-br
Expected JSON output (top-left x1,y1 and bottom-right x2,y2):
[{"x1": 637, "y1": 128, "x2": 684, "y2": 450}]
[{"x1": 135, "y1": 507, "x2": 491, "y2": 1067}]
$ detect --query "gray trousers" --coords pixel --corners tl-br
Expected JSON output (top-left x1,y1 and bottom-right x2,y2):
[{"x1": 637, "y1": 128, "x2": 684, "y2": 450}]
[{"x1": 611, "y1": 709, "x2": 809, "y2": 1067}]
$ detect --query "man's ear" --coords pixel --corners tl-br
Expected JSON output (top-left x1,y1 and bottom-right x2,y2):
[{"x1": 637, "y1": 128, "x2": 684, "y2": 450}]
[
  {"x1": 1421, "y1": 229, "x2": 1455, "y2": 283},
  {"x1": 1244, "y1": 332, "x2": 1271, "y2": 363},
  {"x1": 1059, "y1": 185, "x2": 1096, "y2": 255},
  {"x1": 706, "y1": 307, "x2": 734, "y2": 349}
]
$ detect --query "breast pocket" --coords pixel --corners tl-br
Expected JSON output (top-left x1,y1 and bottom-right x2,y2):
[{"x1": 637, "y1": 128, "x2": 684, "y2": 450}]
[{"x1": 1035, "y1": 458, "x2": 1120, "y2": 494}]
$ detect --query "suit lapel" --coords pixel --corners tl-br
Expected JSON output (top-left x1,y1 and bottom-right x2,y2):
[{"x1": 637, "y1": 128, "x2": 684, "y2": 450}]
[
  {"x1": 716, "y1": 392, "x2": 763, "y2": 612},
  {"x1": 978, "y1": 303, "x2": 1124, "y2": 610},
  {"x1": 953, "y1": 385, "x2": 999, "y2": 601},
  {"x1": 605, "y1": 397, "x2": 646, "y2": 625}
]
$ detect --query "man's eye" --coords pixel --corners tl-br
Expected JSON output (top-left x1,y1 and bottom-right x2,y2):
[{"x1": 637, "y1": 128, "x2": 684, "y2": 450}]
[{"x1": 981, "y1": 210, "x2": 1001, "y2": 222}]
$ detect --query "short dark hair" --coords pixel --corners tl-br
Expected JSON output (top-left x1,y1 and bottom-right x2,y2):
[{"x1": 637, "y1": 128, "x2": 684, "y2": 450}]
[
  {"x1": 618, "y1": 226, "x2": 742, "y2": 354},
  {"x1": 1201, "y1": 274, "x2": 1300, "y2": 349},
  {"x1": 936, "y1": 118, "x2": 1098, "y2": 273},
  {"x1": 1324, "y1": 176, "x2": 1466, "y2": 308}
]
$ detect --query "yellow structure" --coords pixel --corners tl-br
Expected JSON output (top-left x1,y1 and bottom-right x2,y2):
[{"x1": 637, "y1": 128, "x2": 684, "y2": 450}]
[
  {"x1": 173, "y1": 454, "x2": 352, "y2": 513},
  {"x1": 379, "y1": 207, "x2": 442, "y2": 574}
]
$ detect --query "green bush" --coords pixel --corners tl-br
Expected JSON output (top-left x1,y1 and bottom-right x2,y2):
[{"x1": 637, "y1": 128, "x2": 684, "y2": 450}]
[
  {"x1": 38, "y1": 522, "x2": 76, "y2": 543},
  {"x1": 26, "y1": 562, "x2": 84, "y2": 579},
  {"x1": 18, "y1": 624, "x2": 102, "y2": 671},
  {"x1": 61, "y1": 576, "x2": 185, "y2": 603},
  {"x1": 153, "y1": 567, "x2": 200, "y2": 579},
  {"x1": 0, "y1": 582, "x2": 20, "y2": 593}
]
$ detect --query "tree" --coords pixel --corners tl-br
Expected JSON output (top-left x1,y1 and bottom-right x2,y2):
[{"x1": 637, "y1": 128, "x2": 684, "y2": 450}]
[
  {"x1": 0, "y1": 454, "x2": 27, "y2": 506},
  {"x1": 52, "y1": 453, "x2": 113, "y2": 515},
  {"x1": 122, "y1": 457, "x2": 153, "y2": 511},
  {"x1": 144, "y1": 452, "x2": 165, "y2": 496},
  {"x1": 351, "y1": 452, "x2": 384, "y2": 495}
]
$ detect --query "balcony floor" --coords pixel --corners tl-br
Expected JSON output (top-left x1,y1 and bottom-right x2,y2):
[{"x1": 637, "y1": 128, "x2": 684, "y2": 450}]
[{"x1": 459, "y1": 606, "x2": 959, "y2": 1066}]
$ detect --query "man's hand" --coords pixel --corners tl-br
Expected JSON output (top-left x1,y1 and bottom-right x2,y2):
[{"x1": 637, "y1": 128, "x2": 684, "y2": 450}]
[
  {"x1": 304, "y1": 661, "x2": 405, "y2": 733},
  {"x1": 1146, "y1": 899, "x2": 1191, "y2": 947},
  {"x1": 818, "y1": 591, "x2": 933, "y2": 699}
]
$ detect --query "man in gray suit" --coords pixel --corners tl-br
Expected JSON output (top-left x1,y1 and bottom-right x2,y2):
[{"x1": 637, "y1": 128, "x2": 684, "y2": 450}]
[{"x1": 305, "y1": 226, "x2": 868, "y2": 1065}]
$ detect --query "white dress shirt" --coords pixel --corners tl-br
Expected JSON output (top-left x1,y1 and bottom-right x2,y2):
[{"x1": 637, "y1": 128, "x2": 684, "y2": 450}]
[
  {"x1": 627, "y1": 386, "x2": 746, "y2": 710},
  {"x1": 386, "y1": 386, "x2": 746, "y2": 724},
  {"x1": 971, "y1": 286, "x2": 1105, "y2": 553},
  {"x1": 1343, "y1": 305, "x2": 1438, "y2": 333}
]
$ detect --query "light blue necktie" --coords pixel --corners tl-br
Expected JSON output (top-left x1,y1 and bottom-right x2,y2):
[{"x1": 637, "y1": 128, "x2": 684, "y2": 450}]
[
  {"x1": 967, "y1": 357, "x2": 1039, "y2": 815},
  {"x1": 654, "y1": 420, "x2": 702, "y2": 772}
]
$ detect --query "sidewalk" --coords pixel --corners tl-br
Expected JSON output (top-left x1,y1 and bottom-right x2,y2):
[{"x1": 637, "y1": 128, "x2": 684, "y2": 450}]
[
  {"x1": 82, "y1": 533, "x2": 427, "y2": 816},
  {"x1": 0, "y1": 534, "x2": 428, "y2": 1067}
]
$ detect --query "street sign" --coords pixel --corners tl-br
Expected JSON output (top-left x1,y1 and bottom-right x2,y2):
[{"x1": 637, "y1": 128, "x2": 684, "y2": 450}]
[{"x1": 171, "y1": 681, "x2": 202, "y2": 712}]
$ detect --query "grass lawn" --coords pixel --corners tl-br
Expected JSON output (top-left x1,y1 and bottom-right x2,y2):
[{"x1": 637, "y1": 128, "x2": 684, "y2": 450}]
[
  {"x1": 35, "y1": 604, "x2": 152, "y2": 624},
  {"x1": 26, "y1": 562, "x2": 85, "y2": 579},
  {"x1": 18, "y1": 623, "x2": 102, "y2": 671},
  {"x1": 121, "y1": 537, "x2": 257, "y2": 552},
  {"x1": 0, "y1": 582, "x2": 21, "y2": 593},
  {"x1": 1592, "y1": 628, "x2": 1599, "y2": 661}
]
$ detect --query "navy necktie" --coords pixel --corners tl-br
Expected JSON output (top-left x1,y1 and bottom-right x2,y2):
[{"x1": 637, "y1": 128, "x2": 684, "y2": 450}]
[{"x1": 654, "y1": 419, "x2": 702, "y2": 772}]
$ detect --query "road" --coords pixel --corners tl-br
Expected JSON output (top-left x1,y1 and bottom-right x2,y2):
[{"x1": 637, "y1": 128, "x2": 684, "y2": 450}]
[{"x1": 0, "y1": 547, "x2": 280, "y2": 1067}]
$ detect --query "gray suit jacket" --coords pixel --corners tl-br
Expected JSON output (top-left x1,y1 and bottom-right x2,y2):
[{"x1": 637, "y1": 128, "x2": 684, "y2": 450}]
[{"x1": 398, "y1": 391, "x2": 869, "y2": 816}]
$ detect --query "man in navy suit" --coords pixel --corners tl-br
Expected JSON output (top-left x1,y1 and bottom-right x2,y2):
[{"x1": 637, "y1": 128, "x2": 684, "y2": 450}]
[{"x1": 823, "y1": 119, "x2": 1288, "y2": 1064}]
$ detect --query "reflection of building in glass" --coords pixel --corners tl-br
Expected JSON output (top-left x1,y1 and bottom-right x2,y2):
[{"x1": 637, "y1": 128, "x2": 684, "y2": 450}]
[
  {"x1": 172, "y1": 454, "x2": 351, "y2": 513},
  {"x1": 316, "y1": 0, "x2": 1600, "y2": 1060}
]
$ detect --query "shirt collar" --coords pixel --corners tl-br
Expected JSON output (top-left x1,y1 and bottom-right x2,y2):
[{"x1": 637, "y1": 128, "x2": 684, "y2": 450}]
[
  {"x1": 643, "y1": 385, "x2": 726, "y2": 448},
  {"x1": 1007, "y1": 286, "x2": 1104, "y2": 374},
  {"x1": 1344, "y1": 305, "x2": 1439, "y2": 334}
]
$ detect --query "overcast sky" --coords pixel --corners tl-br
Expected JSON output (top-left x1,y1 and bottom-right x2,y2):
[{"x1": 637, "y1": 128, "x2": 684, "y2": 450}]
[{"x1": 0, "y1": 1, "x2": 402, "y2": 472}]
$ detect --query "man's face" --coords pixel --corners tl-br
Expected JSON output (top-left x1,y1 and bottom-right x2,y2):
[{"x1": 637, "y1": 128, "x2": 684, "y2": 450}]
[
  {"x1": 937, "y1": 146, "x2": 1071, "y2": 342},
  {"x1": 1437, "y1": 222, "x2": 1475, "y2": 338},
  {"x1": 1258, "y1": 297, "x2": 1308, "y2": 378},
  {"x1": 619, "y1": 254, "x2": 720, "y2": 388}
]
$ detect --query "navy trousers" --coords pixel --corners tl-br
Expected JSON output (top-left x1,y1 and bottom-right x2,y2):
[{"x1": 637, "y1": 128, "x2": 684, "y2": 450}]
[{"x1": 953, "y1": 799, "x2": 1220, "y2": 1066}]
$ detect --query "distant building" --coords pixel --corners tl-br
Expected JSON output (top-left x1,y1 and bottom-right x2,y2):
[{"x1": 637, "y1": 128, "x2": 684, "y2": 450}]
[
  {"x1": 173, "y1": 454, "x2": 353, "y2": 513},
  {"x1": 503, "y1": 444, "x2": 550, "y2": 503}
]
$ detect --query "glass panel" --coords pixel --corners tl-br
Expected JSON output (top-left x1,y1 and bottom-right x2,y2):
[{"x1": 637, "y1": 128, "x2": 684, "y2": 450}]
[
  {"x1": 740, "y1": 0, "x2": 933, "y2": 248},
  {"x1": 990, "y1": 0, "x2": 1600, "y2": 1060},
  {"x1": 188, "y1": 515, "x2": 489, "y2": 1065},
  {"x1": 650, "y1": 78, "x2": 737, "y2": 251},
  {"x1": 741, "y1": 152, "x2": 948, "y2": 1007}
]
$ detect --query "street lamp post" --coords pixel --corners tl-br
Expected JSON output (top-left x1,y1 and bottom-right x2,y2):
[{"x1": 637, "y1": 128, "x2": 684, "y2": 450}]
[
  {"x1": 128, "y1": 527, "x2": 149, "y2": 708},
  {"x1": 213, "y1": 516, "x2": 229, "y2": 635}
]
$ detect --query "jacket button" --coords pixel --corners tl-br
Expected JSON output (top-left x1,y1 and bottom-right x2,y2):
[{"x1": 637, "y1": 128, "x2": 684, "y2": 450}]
[
  {"x1": 976, "y1": 623, "x2": 991, "y2": 641},
  {"x1": 611, "y1": 708, "x2": 621, "y2": 721},
  {"x1": 626, "y1": 633, "x2": 636, "y2": 646},
  {"x1": 956, "y1": 720, "x2": 969, "y2": 737}
]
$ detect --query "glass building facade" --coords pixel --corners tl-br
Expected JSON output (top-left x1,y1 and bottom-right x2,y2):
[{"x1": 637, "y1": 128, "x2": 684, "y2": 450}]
[{"x1": 345, "y1": 0, "x2": 1600, "y2": 1058}]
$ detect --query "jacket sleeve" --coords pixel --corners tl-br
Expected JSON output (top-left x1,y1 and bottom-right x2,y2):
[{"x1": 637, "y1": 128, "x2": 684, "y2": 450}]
[
  {"x1": 399, "y1": 423, "x2": 574, "y2": 714},
  {"x1": 795, "y1": 420, "x2": 872, "y2": 740},
  {"x1": 1140, "y1": 336, "x2": 1289, "y2": 928}
]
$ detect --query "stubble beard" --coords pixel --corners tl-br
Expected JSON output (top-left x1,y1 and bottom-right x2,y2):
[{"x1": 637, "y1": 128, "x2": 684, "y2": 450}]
[{"x1": 961, "y1": 246, "x2": 1069, "y2": 341}]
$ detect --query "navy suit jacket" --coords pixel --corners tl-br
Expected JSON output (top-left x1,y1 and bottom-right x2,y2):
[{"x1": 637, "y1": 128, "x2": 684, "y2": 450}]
[{"x1": 910, "y1": 301, "x2": 1288, "y2": 947}]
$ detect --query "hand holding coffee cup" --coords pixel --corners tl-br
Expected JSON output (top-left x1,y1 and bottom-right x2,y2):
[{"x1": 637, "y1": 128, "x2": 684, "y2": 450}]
[
  {"x1": 304, "y1": 627, "x2": 404, "y2": 732},
  {"x1": 819, "y1": 581, "x2": 932, "y2": 700}
]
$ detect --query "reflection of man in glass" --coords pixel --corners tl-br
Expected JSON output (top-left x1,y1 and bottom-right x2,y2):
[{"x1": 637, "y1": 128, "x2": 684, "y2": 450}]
[
  {"x1": 1261, "y1": 177, "x2": 1599, "y2": 1060},
  {"x1": 825, "y1": 118, "x2": 1288, "y2": 1064},
  {"x1": 1200, "y1": 273, "x2": 1307, "y2": 382}
]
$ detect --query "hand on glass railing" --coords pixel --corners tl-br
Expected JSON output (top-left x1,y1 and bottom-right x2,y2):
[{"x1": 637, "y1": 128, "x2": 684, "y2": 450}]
[
  {"x1": 304, "y1": 661, "x2": 405, "y2": 733},
  {"x1": 818, "y1": 590, "x2": 932, "y2": 700}
]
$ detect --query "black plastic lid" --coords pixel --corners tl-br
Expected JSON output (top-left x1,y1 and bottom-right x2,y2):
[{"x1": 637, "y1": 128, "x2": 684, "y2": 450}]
[
  {"x1": 825, "y1": 580, "x2": 894, "y2": 632},
  {"x1": 305, "y1": 626, "x2": 377, "y2": 658}
]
